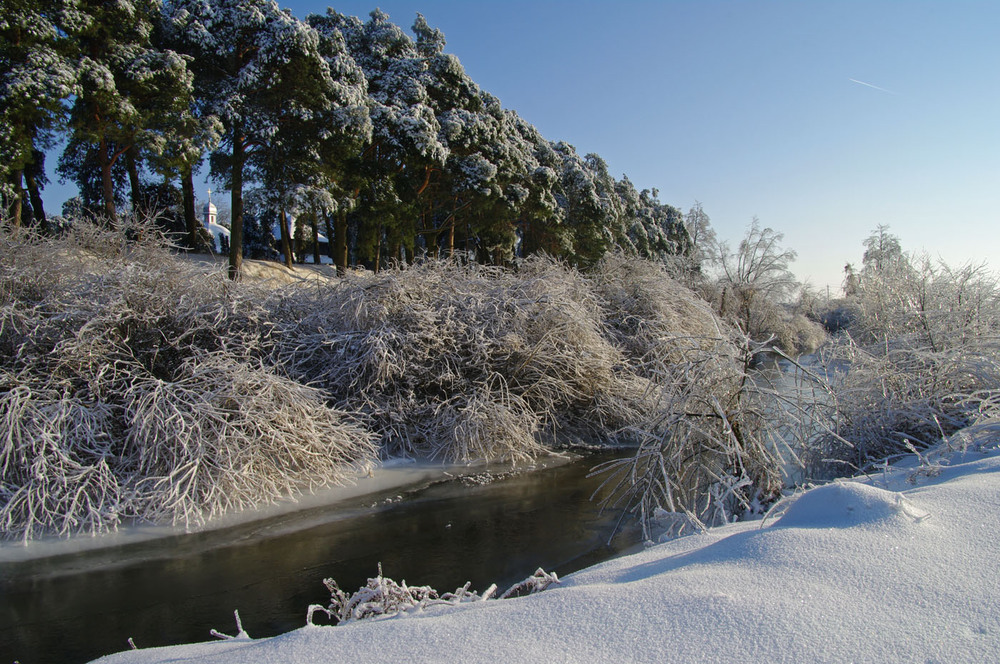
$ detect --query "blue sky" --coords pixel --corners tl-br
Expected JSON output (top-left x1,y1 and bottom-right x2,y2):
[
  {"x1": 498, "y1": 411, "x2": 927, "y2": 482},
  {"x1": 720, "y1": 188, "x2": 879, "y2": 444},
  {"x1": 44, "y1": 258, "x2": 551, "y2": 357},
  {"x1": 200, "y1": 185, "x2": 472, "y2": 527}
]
[{"x1": 44, "y1": 1, "x2": 1000, "y2": 293}]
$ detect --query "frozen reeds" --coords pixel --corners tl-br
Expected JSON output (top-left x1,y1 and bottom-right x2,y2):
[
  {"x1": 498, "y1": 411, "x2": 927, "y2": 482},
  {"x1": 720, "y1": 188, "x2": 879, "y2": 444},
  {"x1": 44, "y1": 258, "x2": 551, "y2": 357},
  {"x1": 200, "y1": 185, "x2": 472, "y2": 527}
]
[
  {"x1": 1, "y1": 218, "x2": 785, "y2": 541},
  {"x1": 0, "y1": 220, "x2": 375, "y2": 541},
  {"x1": 305, "y1": 564, "x2": 559, "y2": 626},
  {"x1": 268, "y1": 256, "x2": 648, "y2": 460}
]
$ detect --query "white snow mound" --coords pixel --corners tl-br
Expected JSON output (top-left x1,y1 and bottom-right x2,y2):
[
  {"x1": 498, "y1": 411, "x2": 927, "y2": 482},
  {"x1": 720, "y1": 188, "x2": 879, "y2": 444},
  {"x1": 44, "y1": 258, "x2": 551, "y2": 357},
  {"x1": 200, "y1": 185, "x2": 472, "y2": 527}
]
[{"x1": 770, "y1": 481, "x2": 931, "y2": 529}]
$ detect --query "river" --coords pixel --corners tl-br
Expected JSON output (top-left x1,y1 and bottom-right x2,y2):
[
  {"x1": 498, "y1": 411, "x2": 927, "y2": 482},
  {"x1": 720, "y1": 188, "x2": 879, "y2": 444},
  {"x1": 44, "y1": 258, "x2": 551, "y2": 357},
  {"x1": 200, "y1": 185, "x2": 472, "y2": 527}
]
[{"x1": 1, "y1": 450, "x2": 640, "y2": 664}]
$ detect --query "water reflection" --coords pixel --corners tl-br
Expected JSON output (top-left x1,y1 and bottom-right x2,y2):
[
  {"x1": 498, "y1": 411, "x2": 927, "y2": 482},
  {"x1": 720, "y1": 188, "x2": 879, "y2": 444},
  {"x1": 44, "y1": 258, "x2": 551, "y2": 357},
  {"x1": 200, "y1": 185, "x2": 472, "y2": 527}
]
[{"x1": 1, "y1": 450, "x2": 639, "y2": 664}]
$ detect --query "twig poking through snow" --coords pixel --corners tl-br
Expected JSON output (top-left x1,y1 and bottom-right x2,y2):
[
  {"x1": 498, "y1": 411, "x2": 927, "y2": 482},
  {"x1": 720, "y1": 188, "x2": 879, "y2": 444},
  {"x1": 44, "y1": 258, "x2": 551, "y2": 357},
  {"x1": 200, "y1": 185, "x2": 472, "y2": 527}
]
[{"x1": 210, "y1": 610, "x2": 249, "y2": 641}]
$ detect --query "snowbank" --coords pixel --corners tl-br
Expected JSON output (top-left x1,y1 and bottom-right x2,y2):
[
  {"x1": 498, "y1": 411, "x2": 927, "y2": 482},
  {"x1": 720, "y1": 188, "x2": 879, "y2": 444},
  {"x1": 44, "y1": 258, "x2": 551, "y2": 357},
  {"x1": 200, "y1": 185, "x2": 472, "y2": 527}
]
[{"x1": 91, "y1": 424, "x2": 1000, "y2": 663}]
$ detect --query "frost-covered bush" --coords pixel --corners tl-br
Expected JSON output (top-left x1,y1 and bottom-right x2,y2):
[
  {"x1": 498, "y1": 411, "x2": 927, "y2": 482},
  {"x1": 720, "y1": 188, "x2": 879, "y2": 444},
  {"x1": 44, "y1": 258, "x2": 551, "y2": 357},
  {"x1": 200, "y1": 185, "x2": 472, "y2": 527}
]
[
  {"x1": 306, "y1": 564, "x2": 559, "y2": 626},
  {"x1": 777, "y1": 313, "x2": 827, "y2": 356},
  {"x1": 0, "y1": 220, "x2": 376, "y2": 540},
  {"x1": 812, "y1": 258, "x2": 1000, "y2": 474},
  {"x1": 592, "y1": 337, "x2": 786, "y2": 539},
  {"x1": 1, "y1": 217, "x2": 792, "y2": 542},
  {"x1": 713, "y1": 282, "x2": 827, "y2": 356},
  {"x1": 812, "y1": 336, "x2": 1000, "y2": 474},
  {"x1": 268, "y1": 256, "x2": 648, "y2": 460},
  {"x1": 587, "y1": 256, "x2": 785, "y2": 537},
  {"x1": 589, "y1": 253, "x2": 731, "y2": 370},
  {"x1": 265, "y1": 253, "x2": 786, "y2": 536}
]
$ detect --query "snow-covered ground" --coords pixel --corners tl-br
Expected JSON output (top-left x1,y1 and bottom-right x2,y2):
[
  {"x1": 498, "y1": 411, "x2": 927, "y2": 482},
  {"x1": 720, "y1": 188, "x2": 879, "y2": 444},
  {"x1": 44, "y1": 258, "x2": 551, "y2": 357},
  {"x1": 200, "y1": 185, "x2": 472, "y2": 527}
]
[{"x1": 92, "y1": 423, "x2": 1000, "y2": 664}]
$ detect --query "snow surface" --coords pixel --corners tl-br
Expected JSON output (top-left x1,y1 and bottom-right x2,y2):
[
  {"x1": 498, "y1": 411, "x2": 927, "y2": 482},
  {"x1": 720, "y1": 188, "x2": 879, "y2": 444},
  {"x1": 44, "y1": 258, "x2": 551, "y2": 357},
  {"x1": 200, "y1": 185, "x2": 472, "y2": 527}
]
[{"x1": 91, "y1": 424, "x2": 1000, "y2": 664}]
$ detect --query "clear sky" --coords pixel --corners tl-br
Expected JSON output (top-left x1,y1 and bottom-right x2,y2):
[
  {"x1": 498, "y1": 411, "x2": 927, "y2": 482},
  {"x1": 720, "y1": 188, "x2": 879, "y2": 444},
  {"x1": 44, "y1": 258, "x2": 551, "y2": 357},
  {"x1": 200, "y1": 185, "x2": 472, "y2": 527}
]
[{"x1": 43, "y1": 1, "x2": 1000, "y2": 294}]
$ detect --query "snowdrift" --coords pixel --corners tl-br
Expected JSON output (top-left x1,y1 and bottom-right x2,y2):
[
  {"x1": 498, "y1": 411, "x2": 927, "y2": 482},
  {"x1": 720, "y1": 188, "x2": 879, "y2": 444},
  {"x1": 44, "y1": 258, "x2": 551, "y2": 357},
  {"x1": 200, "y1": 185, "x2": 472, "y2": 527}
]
[{"x1": 92, "y1": 425, "x2": 1000, "y2": 663}]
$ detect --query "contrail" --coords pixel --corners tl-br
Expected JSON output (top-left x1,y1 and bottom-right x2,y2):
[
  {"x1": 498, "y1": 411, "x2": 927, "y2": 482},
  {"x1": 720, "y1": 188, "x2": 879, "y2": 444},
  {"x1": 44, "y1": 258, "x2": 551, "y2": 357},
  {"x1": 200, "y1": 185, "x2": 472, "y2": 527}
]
[{"x1": 849, "y1": 78, "x2": 896, "y2": 95}]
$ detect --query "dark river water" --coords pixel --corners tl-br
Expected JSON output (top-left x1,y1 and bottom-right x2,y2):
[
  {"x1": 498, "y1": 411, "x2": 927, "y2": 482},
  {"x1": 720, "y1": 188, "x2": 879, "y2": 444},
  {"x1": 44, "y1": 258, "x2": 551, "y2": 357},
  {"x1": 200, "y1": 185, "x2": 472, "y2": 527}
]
[{"x1": 1, "y1": 450, "x2": 640, "y2": 664}]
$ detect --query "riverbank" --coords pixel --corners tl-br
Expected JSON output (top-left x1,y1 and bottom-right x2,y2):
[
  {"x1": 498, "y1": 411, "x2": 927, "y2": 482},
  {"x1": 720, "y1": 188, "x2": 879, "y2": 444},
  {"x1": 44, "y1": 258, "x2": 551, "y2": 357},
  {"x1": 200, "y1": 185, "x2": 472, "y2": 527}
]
[
  {"x1": 2, "y1": 223, "x2": 759, "y2": 544},
  {"x1": 90, "y1": 421, "x2": 1000, "y2": 663},
  {"x1": 0, "y1": 455, "x2": 572, "y2": 566}
]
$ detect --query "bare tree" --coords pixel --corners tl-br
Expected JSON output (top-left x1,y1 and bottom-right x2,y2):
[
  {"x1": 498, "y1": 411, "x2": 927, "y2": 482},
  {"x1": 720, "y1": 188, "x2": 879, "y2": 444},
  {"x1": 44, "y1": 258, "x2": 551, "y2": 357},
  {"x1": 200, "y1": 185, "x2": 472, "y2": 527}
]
[
  {"x1": 715, "y1": 218, "x2": 798, "y2": 341},
  {"x1": 684, "y1": 201, "x2": 716, "y2": 266}
]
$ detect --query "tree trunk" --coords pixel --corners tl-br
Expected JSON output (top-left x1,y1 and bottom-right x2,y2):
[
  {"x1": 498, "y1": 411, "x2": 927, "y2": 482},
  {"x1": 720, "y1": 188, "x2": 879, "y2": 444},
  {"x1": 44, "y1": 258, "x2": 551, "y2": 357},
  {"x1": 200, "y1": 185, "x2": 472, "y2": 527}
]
[
  {"x1": 98, "y1": 135, "x2": 118, "y2": 224},
  {"x1": 7, "y1": 169, "x2": 23, "y2": 228},
  {"x1": 428, "y1": 230, "x2": 439, "y2": 259},
  {"x1": 311, "y1": 211, "x2": 320, "y2": 265},
  {"x1": 520, "y1": 218, "x2": 535, "y2": 257},
  {"x1": 445, "y1": 195, "x2": 459, "y2": 258},
  {"x1": 228, "y1": 132, "x2": 245, "y2": 280},
  {"x1": 335, "y1": 207, "x2": 348, "y2": 276},
  {"x1": 181, "y1": 166, "x2": 198, "y2": 249},
  {"x1": 24, "y1": 167, "x2": 47, "y2": 232},
  {"x1": 374, "y1": 224, "x2": 383, "y2": 273},
  {"x1": 125, "y1": 145, "x2": 143, "y2": 214},
  {"x1": 323, "y1": 213, "x2": 336, "y2": 262},
  {"x1": 279, "y1": 207, "x2": 293, "y2": 268}
]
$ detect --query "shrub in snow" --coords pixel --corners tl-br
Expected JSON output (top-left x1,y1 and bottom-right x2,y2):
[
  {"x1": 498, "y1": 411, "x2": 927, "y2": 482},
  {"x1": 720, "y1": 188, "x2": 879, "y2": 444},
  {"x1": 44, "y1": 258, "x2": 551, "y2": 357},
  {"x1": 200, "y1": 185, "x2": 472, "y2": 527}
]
[
  {"x1": 811, "y1": 338, "x2": 1000, "y2": 474},
  {"x1": 779, "y1": 313, "x2": 827, "y2": 356},
  {"x1": 590, "y1": 253, "x2": 732, "y2": 372},
  {"x1": 268, "y1": 256, "x2": 649, "y2": 460},
  {"x1": 306, "y1": 564, "x2": 559, "y2": 626},
  {"x1": 1, "y1": 215, "x2": 792, "y2": 541},
  {"x1": 586, "y1": 255, "x2": 788, "y2": 537},
  {"x1": 813, "y1": 255, "x2": 1000, "y2": 475},
  {"x1": 0, "y1": 219, "x2": 376, "y2": 540},
  {"x1": 592, "y1": 337, "x2": 786, "y2": 539}
]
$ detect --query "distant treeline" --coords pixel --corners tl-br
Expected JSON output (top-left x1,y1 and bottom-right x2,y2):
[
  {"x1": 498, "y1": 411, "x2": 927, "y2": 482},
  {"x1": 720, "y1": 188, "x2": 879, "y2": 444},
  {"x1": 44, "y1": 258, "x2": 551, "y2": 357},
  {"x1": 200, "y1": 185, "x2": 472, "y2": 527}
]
[{"x1": 2, "y1": 1, "x2": 692, "y2": 276}]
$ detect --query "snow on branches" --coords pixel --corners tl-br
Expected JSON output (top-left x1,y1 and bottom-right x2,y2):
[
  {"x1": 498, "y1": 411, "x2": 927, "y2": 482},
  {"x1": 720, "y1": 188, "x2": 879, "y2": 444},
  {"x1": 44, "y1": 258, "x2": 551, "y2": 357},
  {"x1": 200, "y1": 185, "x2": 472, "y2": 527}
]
[{"x1": 305, "y1": 564, "x2": 559, "y2": 627}]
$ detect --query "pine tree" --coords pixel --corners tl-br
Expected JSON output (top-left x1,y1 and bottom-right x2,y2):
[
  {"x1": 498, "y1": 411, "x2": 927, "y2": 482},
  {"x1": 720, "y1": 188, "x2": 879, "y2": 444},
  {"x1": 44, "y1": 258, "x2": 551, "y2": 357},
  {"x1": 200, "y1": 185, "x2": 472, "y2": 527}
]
[
  {"x1": 551, "y1": 143, "x2": 616, "y2": 267},
  {"x1": 312, "y1": 9, "x2": 447, "y2": 269},
  {"x1": 0, "y1": 0, "x2": 77, "y2": 227},
  {"x1": 146, "y1": 9, "x2": 223, "y2": 248},
  {"x1": 62, "y1": 1, "x2": 192, "y2": 222},
  {"x1": 166, "y1": 0, "x2": 368, "y2": 278}
]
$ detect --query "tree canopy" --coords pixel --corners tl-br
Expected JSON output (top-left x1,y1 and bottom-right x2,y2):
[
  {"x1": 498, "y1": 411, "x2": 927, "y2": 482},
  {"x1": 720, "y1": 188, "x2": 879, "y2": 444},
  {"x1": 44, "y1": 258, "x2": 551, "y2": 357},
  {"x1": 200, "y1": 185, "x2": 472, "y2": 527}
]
[{"x1": 3, "y1": 3, "x2": 695, "y2": 277}]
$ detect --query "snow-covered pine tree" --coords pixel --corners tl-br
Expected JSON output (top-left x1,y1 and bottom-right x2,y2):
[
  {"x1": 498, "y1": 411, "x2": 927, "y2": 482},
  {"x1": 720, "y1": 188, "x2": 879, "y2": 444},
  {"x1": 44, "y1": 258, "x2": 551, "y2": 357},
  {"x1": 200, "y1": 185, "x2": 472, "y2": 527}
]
[
  {"x1": 165, "y1": 0, "x2": 367, "y2": 279},
  {"x1": 145, "y1": 7, "x2": 224, "y2": 248},
  {"x1": 251, "y1": 10, "x2": 370, "y2": 269},
  {"x1": 311, "y1": 9, "x2": 448, "y2": 269},
  {"x1": 415, "y1": 15, "x2": 515, "y2": 262},
  {"x1": 498, "y1": 112, "x2": 558, "y2": 259},
  {"x1": 61, "y1": 1, "x2": 193, "y2": 223},
  {"x1": 0, "y1": 0, "x2": 78, "y2": 227},
  {"x1": 616, "y1": 177, "x2": 690, "y2": 267},
  {"x1": 550, "y1": 142, "x2": 620, "y2": 267}
]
